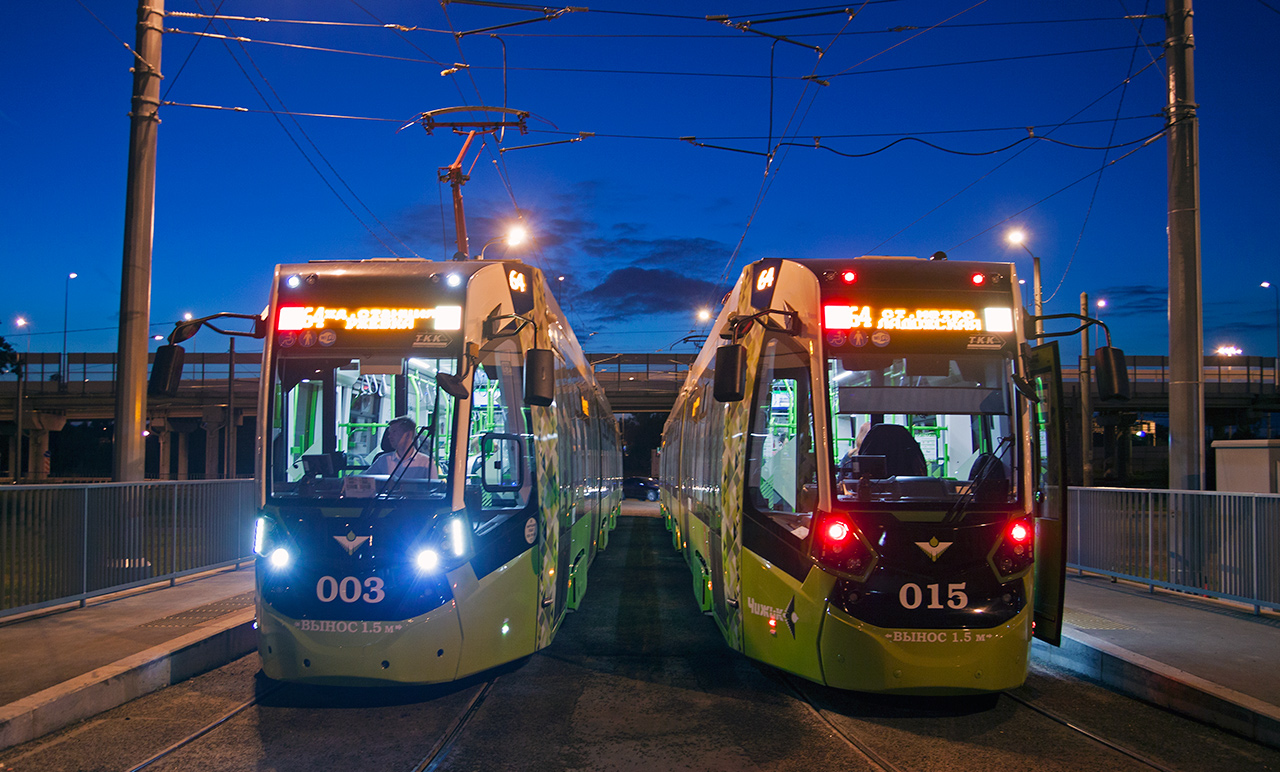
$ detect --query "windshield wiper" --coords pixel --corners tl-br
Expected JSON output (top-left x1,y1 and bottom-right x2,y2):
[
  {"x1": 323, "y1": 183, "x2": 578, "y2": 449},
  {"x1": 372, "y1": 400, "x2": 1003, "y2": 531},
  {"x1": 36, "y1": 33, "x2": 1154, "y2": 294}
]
[{"x1": 374, "y1": 426, "x2": 432, "y2": 500}]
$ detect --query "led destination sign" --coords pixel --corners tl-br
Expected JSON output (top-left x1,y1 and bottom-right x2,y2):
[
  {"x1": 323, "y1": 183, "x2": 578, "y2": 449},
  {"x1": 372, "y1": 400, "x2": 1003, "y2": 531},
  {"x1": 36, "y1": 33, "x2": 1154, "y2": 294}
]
[
  {"x1": 277, "y1": 305, "x2": 463, "y2": 332},
  {"x1": 824, "y1": 305, "x2": 1013, "y2": 333}
]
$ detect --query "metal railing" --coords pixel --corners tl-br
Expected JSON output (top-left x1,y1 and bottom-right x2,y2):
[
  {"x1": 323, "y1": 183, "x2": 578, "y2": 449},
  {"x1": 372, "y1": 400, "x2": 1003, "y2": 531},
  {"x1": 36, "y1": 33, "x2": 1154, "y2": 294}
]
[
  {"x1": 0, "y1": 479, "x2": 256, "y2": 618},
  {"x1": 1069, "y1": 486, "x2": 1280, "y2": 613}
]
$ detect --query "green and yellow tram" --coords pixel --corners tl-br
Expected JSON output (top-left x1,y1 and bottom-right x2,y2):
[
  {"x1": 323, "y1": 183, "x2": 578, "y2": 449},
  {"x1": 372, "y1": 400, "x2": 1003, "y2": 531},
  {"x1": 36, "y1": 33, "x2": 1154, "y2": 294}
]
[{"x1": 661, "y1": 256, "x2": 1091, "y2": 694}]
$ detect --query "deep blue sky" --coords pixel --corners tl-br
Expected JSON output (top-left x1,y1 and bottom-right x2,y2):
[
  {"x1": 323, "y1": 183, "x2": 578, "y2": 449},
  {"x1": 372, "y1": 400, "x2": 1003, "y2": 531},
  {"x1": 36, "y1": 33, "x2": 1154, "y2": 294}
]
[{"x1": 3, "y1": 1, "x2": 1278, "y2": 358}]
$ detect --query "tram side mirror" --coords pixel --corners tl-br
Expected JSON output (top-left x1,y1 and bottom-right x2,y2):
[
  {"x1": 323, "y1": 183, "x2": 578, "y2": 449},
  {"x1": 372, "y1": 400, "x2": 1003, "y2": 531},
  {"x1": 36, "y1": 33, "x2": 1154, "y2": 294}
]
[
  {"x1": 148, "y1": 344, "x2": 185, "y2": 397},
  {"x1": 480, "y1": 432, "x2": 525, "y2": 493},
  {"x1": 714, "y1": 344, "x2": 746, "y2": 402},
  {"x1": 1094, "y1": 346, "x2": 1130, "y2": 401},
  {"x1": 524, "y1": 348, "x2": 554, "y2": 407},
  {"x1": 437, "y1": 371, "x2": 469, "y2": 400}
]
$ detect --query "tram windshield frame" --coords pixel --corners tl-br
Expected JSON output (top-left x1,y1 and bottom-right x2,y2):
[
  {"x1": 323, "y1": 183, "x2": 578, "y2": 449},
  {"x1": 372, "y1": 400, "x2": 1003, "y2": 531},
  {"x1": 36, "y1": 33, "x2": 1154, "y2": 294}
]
[
  {"x1": 824, "y1": 352, "x2": 1021, "y2": 507},
  {"x1": 266, "y1": 349, "x2": 459, "y2": 503}
]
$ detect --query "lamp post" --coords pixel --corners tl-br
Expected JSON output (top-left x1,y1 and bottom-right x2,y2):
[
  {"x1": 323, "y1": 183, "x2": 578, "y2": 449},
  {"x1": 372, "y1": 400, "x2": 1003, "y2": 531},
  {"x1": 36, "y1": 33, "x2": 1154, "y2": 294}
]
[
  {"x1": 1095, "y1": 298, "x2": 1107, "y2": 350},
  {"x1": 1006, "y1": 230, "x2": 1041, "y2": 343},
  {"x1": 1264, "y1": 282, "x2": 1279, "y2": 387},
  {"x1": 14, "y1": 318, "x2": 30, "y2": 480},
  {"x1": 60, "y1": 272, "x2": 76, "y2": 391},
  {"x1": 477, "y1": 225, "x2": 528, "y2": 259}
]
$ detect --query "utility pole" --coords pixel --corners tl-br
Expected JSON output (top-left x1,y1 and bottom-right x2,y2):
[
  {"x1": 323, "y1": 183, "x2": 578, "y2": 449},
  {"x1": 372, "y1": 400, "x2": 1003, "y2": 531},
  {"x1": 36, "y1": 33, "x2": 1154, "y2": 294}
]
[
  {"x1": 1166, "y1": 0, "x2": 1204, "y2": 491},
  {"x1": 114, "y1": 0, "x2": 163, "y2": 481},
  {"x1": 1081, "y1": 293, "x2": 1093, "y2": 487}
]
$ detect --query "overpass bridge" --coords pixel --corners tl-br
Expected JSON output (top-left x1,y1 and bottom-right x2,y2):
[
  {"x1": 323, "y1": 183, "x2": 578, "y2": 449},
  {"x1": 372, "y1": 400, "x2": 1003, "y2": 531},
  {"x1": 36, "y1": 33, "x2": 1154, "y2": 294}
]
[{"x1": 2, "y1": 351, "x2": 1277, "y2": 482}]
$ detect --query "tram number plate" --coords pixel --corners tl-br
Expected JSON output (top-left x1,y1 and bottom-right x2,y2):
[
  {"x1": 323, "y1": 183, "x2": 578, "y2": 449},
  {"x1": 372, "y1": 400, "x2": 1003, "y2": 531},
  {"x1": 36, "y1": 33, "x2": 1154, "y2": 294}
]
[
  {"x1": 898, "y1": 582, "x2": 968, "y2": 610},
  {"x1": 316, "y1": 575, "x2": 386, "y2": 604}
]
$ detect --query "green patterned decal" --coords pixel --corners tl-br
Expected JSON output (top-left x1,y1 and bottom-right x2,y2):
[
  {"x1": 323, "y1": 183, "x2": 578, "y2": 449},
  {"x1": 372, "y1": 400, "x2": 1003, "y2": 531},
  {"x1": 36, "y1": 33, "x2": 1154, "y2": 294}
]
[
  {"x1": 530, "y1": 274, "x2": 562, "y2": 648},
  {"x1": 717, "y1": 268, "x2": 763, "y2": 651}
]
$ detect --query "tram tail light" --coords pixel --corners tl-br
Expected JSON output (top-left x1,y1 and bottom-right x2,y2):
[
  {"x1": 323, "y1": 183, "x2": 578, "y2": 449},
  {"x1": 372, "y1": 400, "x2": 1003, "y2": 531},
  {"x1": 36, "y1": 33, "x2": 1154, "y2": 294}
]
[
  {"x1": 811, "y1": 511, "x2": 878, "y2": 582},
  {"x1": 989, "y1": 518, "x2": 1034, "y2": 579}
]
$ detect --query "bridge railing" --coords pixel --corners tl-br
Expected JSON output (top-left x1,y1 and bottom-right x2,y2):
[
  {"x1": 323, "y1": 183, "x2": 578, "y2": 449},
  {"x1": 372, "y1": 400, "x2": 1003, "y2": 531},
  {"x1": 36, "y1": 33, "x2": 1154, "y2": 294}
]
[
  {"x1": 0, "y1": 479, "x2": 256, "y2": 619},
  {"x1": 1069, "y1": 486, "x2": 1280, "y2": 613}
]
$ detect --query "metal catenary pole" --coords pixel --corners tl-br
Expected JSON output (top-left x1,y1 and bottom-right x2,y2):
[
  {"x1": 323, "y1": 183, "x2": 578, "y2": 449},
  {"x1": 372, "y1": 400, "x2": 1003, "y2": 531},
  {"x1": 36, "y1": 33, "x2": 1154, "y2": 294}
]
[
  {"x1": 114, "y1": 0, "x2": 164, "y2": 481},
  {"x1": 1166, "y1": 0, "x2": 1205, "y2": 490}
]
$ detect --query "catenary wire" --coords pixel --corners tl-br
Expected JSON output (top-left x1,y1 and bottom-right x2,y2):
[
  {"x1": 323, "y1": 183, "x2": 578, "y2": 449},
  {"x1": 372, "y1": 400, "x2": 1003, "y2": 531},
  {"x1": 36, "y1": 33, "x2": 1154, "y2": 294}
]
[
  {"x1": 1043, "y1": 1, "x2": 1154, "y2": 305},
  {"x1": 193, "y1": 0, "x2": 410, "y2": 256}
]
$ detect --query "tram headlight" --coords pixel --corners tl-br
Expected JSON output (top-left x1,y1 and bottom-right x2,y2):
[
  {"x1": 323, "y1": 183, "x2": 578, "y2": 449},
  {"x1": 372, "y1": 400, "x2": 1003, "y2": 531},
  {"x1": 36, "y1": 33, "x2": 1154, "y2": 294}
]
[
  {"x1": 989, "y1": 517, "x2": 1034, "y2": 580},
  {"x1": 416, "y1": 548, "x2": 441, "y2": 572},
  {"x1": 255, "y1": 515, "x2": 296, "y2": 572},
  {"x1": 810, "y1": 511, "x2": 878, "y2": 582},
  {"x1": 412, "y1": 513, "x2": 474, "y2": 574}
]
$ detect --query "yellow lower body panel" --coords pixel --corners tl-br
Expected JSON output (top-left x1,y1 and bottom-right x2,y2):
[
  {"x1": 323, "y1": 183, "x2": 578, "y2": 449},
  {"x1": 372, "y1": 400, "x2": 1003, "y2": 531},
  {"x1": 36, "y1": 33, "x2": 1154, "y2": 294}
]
[
  {"x1": 258, "y1": 599, "x2": 464, "y2": 685},
  {"x1": 818, "y1": 604, "x2": 1032, "y2": 695}
]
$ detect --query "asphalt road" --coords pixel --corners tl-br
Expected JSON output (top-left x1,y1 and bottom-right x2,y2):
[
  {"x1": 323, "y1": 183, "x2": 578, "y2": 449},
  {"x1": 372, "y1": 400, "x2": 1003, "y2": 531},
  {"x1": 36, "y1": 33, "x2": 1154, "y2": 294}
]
[{"x1": 2, "y1": 502, "x2": 1276, "y2": 772}]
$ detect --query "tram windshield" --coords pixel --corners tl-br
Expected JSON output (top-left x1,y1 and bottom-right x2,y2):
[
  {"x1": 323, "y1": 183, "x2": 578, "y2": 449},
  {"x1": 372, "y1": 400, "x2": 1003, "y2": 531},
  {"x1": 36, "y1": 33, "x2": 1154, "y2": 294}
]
[
  {"x1": 267, "y1": 353, "x2": 458, "y2": 501},
  {"x1": 826, "y1": 353, "x2": 1017, "y2": 505}
]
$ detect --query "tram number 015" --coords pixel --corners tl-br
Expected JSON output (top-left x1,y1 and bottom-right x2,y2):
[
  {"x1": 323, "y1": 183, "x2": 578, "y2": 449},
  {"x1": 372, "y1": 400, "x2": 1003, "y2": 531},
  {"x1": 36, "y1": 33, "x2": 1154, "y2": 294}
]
[
  {"x1": 316, "y1": 575, "x2": 386, "y2": 604},
  {"x1": 898, "y1": 582, "x2": 967, "y2": 610}
]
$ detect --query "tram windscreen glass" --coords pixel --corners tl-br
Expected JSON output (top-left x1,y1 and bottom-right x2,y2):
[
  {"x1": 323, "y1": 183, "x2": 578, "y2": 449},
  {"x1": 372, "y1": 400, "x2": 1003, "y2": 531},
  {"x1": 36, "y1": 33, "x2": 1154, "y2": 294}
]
[
  {"x1": 827, "y1": 353, "x2": 1017, "y2": 505},
  {"x1": 268, "y1": 354, "x2": 458, "y2": 501}
]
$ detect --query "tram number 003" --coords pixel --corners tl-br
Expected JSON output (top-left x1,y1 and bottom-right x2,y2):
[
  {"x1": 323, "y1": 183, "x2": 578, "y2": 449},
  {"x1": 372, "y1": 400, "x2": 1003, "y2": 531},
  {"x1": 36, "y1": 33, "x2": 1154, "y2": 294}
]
[
  {"x1": 315, "y1": 575, "x2": 386, "y2": 604},
  {"x1": 898, "y1": 582, "x2": 967, "y2": 610}
]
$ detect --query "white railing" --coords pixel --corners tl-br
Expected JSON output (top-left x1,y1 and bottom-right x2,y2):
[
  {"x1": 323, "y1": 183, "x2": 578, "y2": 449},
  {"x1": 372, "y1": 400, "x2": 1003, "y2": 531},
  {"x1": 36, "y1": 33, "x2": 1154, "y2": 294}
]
[
  {"x1": 1069, "y1": 486, "x2": 1280, "y2": 613},
  {"x1": 0, "y1": 479, "x2": 256, "y2": 618}
]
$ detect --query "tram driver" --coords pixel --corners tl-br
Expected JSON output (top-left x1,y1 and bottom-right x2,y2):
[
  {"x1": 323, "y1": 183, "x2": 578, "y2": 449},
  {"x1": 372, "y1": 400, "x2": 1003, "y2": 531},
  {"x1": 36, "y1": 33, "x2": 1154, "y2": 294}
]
[{"x1": 365, "y1": 416, "x2": 442, "y2": 479}]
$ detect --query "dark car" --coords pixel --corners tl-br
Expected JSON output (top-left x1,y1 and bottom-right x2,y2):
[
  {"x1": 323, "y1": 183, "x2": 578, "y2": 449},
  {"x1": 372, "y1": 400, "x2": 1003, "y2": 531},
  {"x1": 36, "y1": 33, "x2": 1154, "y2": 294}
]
[{"x1": 622, "y1": 476, "x2": 660, "y2": 501}]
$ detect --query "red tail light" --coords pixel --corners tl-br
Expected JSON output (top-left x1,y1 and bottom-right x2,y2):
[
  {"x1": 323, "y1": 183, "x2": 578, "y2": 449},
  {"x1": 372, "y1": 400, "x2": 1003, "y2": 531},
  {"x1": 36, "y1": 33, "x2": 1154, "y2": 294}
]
[
  {"x1": 841, "y1": 269, "x2": 857, "y2": 284},
  {"x1": 812, "y1": 511, "x2": 878, "y2": 581},
  {"x1": 971, "y1": 272, "x2": 986, "y2": 286},
  {"x1": 990, "y1": 518, "x2": 1033, "y2": 579}
]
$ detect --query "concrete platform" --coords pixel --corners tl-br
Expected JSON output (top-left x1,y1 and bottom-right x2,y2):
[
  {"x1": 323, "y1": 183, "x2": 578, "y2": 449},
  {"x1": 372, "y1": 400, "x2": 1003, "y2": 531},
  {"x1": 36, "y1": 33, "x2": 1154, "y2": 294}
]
[
  {"x1": 1036, "y1": 572, "x2": 1280, "y2": 749},
  {"x1": 1, "y1": 536, "x2": 1278, "y2": 753},
  {"x1": 0, "y1": 566, "x2": 257, "y2": 751}
]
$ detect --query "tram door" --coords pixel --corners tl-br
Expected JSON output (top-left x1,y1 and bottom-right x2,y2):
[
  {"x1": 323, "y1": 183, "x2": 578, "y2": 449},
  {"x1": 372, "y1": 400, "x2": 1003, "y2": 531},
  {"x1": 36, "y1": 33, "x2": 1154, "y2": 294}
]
[{"x1": 1025, "y1": 342, "x2": 1068, "y2": 646}]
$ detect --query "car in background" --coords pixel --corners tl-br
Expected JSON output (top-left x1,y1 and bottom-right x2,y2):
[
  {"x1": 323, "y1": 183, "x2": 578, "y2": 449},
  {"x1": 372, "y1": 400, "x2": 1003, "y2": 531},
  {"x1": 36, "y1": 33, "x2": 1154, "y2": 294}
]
[{"x1": 622, "y1": 476, "x2": 660, "y2": 501}]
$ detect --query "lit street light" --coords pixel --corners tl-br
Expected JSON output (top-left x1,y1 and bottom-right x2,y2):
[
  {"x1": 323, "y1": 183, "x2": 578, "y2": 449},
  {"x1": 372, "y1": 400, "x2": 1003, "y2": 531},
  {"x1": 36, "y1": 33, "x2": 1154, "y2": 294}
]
[
  {"x1": 61, "y1": 272, "x2": 77, "y2": 391},
  {"x1": 1215, "y1": 345, "x2": 1242, "y2": 356},
  {"x1": 1005, "y1": 230, "x2": 1041, "y2": 342},
  {"x1": 478, "y1": 224, "x2": 529, "y2": 259},
  {"x1": 697, "y1": 308, "x2": 712, "y2": 323},
  {"x1": 1264, "y1": 281, "x2": 1279, "y2": 383},
  {"x1": 1095, "y1": 298, "x2": 1107, "y2": 349}
]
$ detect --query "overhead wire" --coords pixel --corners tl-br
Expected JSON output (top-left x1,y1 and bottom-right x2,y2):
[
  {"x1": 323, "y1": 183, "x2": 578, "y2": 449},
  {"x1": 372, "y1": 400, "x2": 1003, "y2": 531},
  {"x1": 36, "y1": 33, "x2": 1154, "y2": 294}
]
[
  {"x1": 862, "y1": 54, "x2": 1165, "y2": 255},
  {"x1": 1041, "y1": 0, "x2": 1156, "y2": 304},
  {"x1": 162, "y1": 0, "x2": 230, "y2": 100},
  {"x1": 191, "y1": 0, "x2": 415, "y2": 257}
]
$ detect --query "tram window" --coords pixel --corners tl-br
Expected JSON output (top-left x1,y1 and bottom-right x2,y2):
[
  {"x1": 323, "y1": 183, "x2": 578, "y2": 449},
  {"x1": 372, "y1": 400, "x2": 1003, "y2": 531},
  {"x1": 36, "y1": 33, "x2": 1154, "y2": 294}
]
[
  {"x1": 466, "y1": 341, "x2": 533, "y2": 516},
  {"x1": 268, "y1": 354, "x2": 455, "y2": 500},
  {"x1": 747, "y1": 336, "x2": 817, "y2": 517},
  {"x1": 826, "y1": 354, "x2": 1017, "y2": 505}
]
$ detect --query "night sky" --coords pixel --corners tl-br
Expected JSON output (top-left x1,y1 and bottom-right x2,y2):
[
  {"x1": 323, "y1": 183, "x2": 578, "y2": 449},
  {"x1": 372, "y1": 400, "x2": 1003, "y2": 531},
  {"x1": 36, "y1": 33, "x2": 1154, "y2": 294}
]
[{"x1": 3, "y1": 1, "x2": 1278, "y2": 359}]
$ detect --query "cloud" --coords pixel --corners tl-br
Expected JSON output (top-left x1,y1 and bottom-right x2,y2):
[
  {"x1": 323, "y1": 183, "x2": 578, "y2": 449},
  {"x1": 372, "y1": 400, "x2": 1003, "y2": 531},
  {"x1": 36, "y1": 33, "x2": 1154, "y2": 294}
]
[
  {"x1": 579, "y1": 267, "x2": 721, "y2": 320},
  {"x1": 1093, "y1": 285, "x2": 1166, "y2": 316}
]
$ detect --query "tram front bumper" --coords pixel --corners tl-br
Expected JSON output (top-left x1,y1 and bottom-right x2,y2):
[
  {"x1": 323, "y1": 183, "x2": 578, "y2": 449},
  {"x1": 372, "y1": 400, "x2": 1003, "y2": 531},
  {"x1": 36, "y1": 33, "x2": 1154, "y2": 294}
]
[
  {"x1": 818, "y1": 604, "x2": 1032, "y2": 694},
  {"x1": 257, "y1": 600, "x2": 464, "y2": 685}
]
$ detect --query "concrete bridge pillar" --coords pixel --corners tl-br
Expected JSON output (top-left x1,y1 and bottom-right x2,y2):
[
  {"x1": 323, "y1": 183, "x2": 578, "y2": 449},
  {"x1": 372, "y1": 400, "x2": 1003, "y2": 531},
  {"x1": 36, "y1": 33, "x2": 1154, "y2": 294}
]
[
  {"x1": 26, "y1": 413, "x2": 67, "y2": 480},
  {"x1": 203, "y1": 406, "x2": 226, "y2": 479}
]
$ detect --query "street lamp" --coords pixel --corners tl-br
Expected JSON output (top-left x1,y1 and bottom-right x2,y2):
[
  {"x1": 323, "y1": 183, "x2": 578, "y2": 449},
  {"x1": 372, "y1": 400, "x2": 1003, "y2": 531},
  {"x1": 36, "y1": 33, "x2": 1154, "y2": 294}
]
[
  {"x1": 697, "y1": 308, "x2": 712, "y2": 323},
  {"x1": 1006, "y1": 230, "x2": 1041, "y2": 342},
  {"x1": 1264, "y1": 282, "x2": 1279, "y2": 382},
  {"x1": 478, "y1": 225, "x2": 528, "y2": 259},
  {"x1": 61, "y1": 272, "x2": 77, "y2": 391},
  {"x1": 1095, "y1": 298, "x2": 1107, "y2": 349},
  {"x1": 13, "y1": 318, "x2": 30, "y2": 481}
]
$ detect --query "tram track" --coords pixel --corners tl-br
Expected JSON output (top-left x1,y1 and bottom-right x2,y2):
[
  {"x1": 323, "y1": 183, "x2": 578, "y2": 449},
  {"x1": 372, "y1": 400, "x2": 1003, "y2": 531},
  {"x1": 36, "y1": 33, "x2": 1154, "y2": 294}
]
[
  {"x1": 116, "y1": 676, "x2": 497, "y2": 772},
  {"x1": 784, "y1": 673, "x2": 1186, "y2": 772}
]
